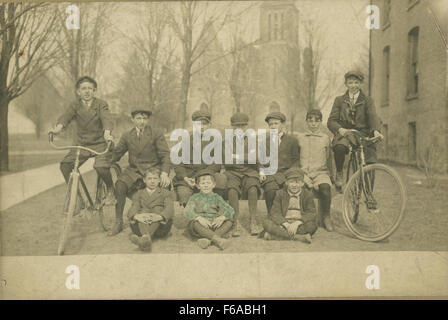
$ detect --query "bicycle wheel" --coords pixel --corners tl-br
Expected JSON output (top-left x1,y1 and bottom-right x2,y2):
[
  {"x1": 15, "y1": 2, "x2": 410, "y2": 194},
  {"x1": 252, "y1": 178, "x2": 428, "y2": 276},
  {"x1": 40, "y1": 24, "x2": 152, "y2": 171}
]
[
  {"x1": 342, "y1": 163, "x2": 406, "y2": 242},
  {"x1": 58, "y1": 173, "x2": 79, "y2": 255},
  {"x1": 97, "y1": 164, "x2": 121, "y2": 232},
  {"x1": 345, "y1": 152, "x2": 361, "y2": 224}
]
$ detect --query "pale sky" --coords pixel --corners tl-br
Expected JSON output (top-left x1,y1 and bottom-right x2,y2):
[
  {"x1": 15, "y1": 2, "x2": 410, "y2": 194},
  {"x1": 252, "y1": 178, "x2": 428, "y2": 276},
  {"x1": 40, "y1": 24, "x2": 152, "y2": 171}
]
[{"x1": 10, "y1": 0, "x2": 370, "y2": 133}]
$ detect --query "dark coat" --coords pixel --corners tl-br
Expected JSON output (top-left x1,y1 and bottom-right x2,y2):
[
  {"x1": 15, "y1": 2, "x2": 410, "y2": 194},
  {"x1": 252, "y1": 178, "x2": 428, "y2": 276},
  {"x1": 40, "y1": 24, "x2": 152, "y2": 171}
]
[
  {"x1": 270, "y1": 187, "x2": 317, "y2": 225},
  {"x1": 57, "y1": 98, "x2": 114, "y2": 146},
  {"x1": 112, "y1": 125, "x2": 171, "y2": 174},
  {"x1": 174, "y1": 134, "x2": 221, "y2": 181},
  {"x1": 327, "y1": 89, "x2": 380, "y2": 136},
  {"x1": 265, "y1": 133, "x2": 300, "y2": 172},
  {"x1": 127, "y1": 187, "x2": 175, "y2": 222}
]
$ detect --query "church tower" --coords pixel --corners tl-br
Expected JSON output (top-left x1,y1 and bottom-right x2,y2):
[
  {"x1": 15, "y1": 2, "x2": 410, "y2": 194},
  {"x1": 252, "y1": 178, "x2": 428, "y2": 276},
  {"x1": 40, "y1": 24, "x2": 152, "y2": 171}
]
[{"x1": 248, "y1": 1, "x2": 300, "y2": 130}]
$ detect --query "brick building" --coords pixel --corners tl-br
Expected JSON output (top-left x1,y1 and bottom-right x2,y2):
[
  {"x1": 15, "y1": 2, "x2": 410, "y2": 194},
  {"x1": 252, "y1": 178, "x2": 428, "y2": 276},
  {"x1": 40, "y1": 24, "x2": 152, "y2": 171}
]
[{"x1": 370, "y1": 0, "x2": 448, "y2": 171}]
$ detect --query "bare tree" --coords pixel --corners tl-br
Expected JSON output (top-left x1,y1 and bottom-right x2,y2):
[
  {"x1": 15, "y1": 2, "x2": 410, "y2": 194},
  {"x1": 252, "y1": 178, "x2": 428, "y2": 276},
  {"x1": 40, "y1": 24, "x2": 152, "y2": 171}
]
[
  {"x1": 167, "y1": 1, "x2": 232, "y2": 127},
  {"x1": 54, "y1": 3, "x2": 115, "y2": 89},
  {"x1": 0, "y1": 3, "x2": 59, "y2": 171},
  {"x1": 282, "y1": 19, "x2": 338, "y2": 131}
]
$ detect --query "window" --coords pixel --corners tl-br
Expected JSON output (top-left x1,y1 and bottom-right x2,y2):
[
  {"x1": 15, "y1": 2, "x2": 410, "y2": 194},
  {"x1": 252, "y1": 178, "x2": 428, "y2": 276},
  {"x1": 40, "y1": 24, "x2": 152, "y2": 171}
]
[
  {"x1": 383, "y1": 0, "x2": 391, "y2": 28},
  {"x1": 281, "y1": 13, "x2": 284, "y2": 40},
  {"x1": 274, "y1": 13, "x2": 278, "y2": 40},
  {"x1": 269, "y1": 101, "x2": 280, "y2": 112},
  {"x1": 408, "y1": 122, "x2": 417, "y2": 162},
  {"x1": 407, "y1": 27, "x2": 419, "y2": 97},
  {"x1": 268, "y1": 14, "x2": 272, "y2": 41},
  {"x1": 382, "y1": 124, "x2": 389, "y2": 157},
  {"x1": 382, "y1": 46, "x2": 390, "y2": 105}
]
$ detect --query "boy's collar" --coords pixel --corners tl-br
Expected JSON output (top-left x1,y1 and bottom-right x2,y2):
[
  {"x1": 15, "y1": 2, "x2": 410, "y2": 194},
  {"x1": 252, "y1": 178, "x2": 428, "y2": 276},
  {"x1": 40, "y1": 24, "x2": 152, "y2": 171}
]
[
  {"x1": 305, "y1": 129, "x2": 323, "y2": 136},
  {"x1": 287, "y1": 188, "x2": 302, "y2": 197}
]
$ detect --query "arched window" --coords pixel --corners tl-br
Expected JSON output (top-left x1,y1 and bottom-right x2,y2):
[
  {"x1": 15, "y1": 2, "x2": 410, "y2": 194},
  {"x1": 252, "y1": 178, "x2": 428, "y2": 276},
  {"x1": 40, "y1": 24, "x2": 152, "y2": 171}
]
[
  {"x1": 200, "y1": 102, "x2": 209, "y2": 112},
  {"x1": 407, "y1": 27, "x2": 419, "y2": 96},
  {"x1": 274, "y1": 13, "x2": 278, "y2": 40},
  {"x1": 268, "y1": 14, "x2": 272, "y2": 41},
  {"x1": 382, "y1": 45, "x2": 390, "y2": 104}
]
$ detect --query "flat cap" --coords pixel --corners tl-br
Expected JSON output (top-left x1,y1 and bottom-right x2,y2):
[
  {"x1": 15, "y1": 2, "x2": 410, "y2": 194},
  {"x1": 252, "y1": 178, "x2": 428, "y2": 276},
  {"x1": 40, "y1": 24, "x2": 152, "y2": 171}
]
[
  {"x1": 265, "y1": 111, "x2": 286, "y2": 123},
  {"x1": 344, "y1": 71, "x2": 364, "y2": 82},
  {"x1": 285, "y1": 167, "x2": 305, "y2": 181},
  {"x1": 231, "y1": 112, "x2": 249, "y2": 125},
  {"x1": 194, "y1": 168, "x2": 216, "y2": 182},
  {"x1": 131, "y1": 107, "x2": 152, "y2": 117},
  {"x1": 192, "y1": 110, "x2": 211, "y2": 122}
]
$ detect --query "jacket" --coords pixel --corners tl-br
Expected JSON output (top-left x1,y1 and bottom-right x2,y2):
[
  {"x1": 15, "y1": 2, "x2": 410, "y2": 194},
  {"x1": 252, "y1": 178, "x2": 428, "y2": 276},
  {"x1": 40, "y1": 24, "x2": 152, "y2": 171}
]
[
  {"x1": 327, "y1": 89, "x2": 380, "y2": 136},
  {"x1": 270, "y1": 187, "x2": 317, "y2": 225},
  {"x1": 57, "y1": 97, "x2": 114, "y2": 146},
  {"x1": 112, "y1": 125, "x2": 171, "y2": 174},
  {"x1": 127, "y1": 187, "x2": 175, "y2": 222}
]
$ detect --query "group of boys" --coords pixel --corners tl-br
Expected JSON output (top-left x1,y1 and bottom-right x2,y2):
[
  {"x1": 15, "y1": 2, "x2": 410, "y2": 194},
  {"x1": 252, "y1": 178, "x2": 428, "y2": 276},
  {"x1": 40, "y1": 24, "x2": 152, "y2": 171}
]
[{"x1": 51, "y1": 70, "x2": 382, "y2": 252}]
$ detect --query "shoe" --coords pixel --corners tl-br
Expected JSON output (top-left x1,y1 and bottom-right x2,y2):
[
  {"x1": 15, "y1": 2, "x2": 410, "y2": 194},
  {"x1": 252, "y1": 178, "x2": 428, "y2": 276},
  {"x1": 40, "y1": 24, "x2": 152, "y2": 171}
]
[
  {"x1": 294, "y1": 233, "x2": 312, "y2": 244},
  {"x1": 139, "y1": 234, "x2": 152, "y2": 252},
  {"x1": 197, "y1": 238, "x2": 211, "y2": 249},
  {"x1": 323, "y1": 216, "x2": 334, "y2": 232},
  {"x1": 249, "y1": 217, "x2": 263, "y2": 236},
  {"x1": 107, "y1": 221, "x2": 123, "y2": 236},
  {"x1": 263, "y1": 231, "x2": 272, "y2": 241},
  {"x1": 104, "y1": 189, "x2": 116, "y2": 206},
  {"x1": 335, "y1": 171, "x2": 344, "y2": 189},
  {"x1": 231, "y1": 222, "x2": 241, "y2": 237},
  {"x1": 211, "y1": 236, "x2": 230, "y2": 250},
  {"x1": 129, "y1": 233, "x2": 140, "y2": 246}
]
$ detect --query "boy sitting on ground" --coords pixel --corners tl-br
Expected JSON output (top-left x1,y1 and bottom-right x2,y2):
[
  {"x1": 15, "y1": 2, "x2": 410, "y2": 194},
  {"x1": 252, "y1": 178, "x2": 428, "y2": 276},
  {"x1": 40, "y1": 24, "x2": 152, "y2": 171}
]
[
  {"x1": 128, "y1": 168, "x2": 175, "y2": 252},
  {"x1": 262, "y1": 167, "x2": 317, "y2": 244},
  {"x1": 184, "y1": 168, "x2": 235, "y2": 250}
]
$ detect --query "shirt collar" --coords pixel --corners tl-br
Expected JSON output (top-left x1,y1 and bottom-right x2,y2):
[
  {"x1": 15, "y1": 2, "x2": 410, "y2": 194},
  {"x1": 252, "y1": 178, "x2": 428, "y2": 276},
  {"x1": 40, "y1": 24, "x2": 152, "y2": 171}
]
[
  {"x1": 287, "y1": 189, "x2": 302, "y2": 198},
  {"x1": 305, "y1": 129, "x2": 323, "y2": 137},
  {"x1": 349, "y1": 91, "x2": 360, "y2": 101}
]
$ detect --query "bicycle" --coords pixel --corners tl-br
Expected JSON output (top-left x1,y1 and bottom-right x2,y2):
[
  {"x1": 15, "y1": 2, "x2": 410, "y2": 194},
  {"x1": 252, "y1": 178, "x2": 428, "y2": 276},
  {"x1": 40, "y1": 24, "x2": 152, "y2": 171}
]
[
  {"x1": 49, "y1": 133, "x2": 121, "y2": 255},
  {"x1": 341, "y1": 129, "x2": 406, "y2": 242}
]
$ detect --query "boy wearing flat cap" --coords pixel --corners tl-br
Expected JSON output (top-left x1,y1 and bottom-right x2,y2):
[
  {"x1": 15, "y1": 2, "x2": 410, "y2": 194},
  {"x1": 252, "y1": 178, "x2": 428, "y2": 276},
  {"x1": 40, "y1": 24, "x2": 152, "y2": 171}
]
[
  {"x1": 262, "y1": 167, "x2": 317, "y2": 243},
  {"x1": 173, "y1": 109, "x2": 226, "y2": 207},
  {"x1": 261, "y1": 111, "x2": 300, "y2": 214},
  {"x1": 184, "y1": 168, "x2": 235, "y2": 250},
  {"x1": 297, "y1": 109, "x2": 334, "y2": 231},
  {"x1": 50, "y1": 76, "x2": 116, "y2": 213},
  {"x1": 223, "y1": 112, "x2": 263, "y2": 237},
  {"x1": 110, "y1": 107, "x2": 171, "y2": 236},
  {"x1": 327, "y1": 71, "x2": 383, "y2": 190}
]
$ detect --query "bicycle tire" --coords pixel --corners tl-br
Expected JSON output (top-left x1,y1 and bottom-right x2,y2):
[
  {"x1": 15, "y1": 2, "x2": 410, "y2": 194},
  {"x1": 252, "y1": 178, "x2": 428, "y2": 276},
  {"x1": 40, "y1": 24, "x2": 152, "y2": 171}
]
[
  {"x1": 97, "y1": 164, "x2": 121, "y2": 232},
  {"x1": 58, "y1": 173, "x2": 79, "y2": 255},
  {"x1": 342, "y1": 163, "x2": 406, "y2": 242},
  {"x1": 347, "y1": 152, "x2": 361, "y2": 224}
]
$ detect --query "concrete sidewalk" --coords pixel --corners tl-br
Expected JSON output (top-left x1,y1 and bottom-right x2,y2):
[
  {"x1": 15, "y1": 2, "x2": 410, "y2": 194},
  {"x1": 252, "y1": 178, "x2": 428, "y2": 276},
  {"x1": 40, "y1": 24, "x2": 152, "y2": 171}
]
[{"x1": 0, "y1": 159, "x2": 94, "y2": 211}]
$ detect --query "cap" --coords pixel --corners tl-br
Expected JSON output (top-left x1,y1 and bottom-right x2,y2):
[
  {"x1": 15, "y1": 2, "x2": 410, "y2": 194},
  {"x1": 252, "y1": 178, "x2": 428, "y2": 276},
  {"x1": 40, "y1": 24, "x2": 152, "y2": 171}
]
[
  {"x1": 284, "y1": 167, "x2": 305, "y2": 181},
  {"x1": 194, "y1": 168, "x2": 216, "y2": 182},
  {"x1": 265, "y1": 111, "x2": 286, "y2": 123},
  {"x1": 131, "y1": 107, "x2": 152, "y2": 117},
  {"x1": 344, "y1": 71, "x2": 364, "y2": 82},
  {"x1": 191, "y1": 110, "x2": 211, "y2": 122},
  {"x1": 231, "y1": 112, "x2": 249, "y2": 126},
  {"x1": 306, "y1": 109, "x2": 323, "y2": 120}
]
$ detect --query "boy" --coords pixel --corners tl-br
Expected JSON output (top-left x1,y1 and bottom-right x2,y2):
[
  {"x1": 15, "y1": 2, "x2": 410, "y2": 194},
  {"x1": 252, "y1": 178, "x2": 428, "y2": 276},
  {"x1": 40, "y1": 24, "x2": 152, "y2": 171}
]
[
  {"x1": 262, "y1": 167, "x2": 317, "y2": 243},
  {"x1": 297, "y1": 109, "x2": 334, "y2": 231},
  {"x1": 223, "y1": 112, "x2": 263, "y2": 237},
  {"x1": 173, "y1": 109, "x2": 226, "y2": 207},
  {"x1": 50, "y1": 76, "x2": 115, "y2": 212},
  {"x1": 111, "y1": 107, "x2": 171, "y2": 236},
  {"x1": 327, "y1": 71, "x2": 383, "y2": 191},
  {"x1": 184, "y1": 168, "x2": 235, "y2": 250},
  {"x1": 261, "y1": 111, "x2": 300, "y2": 214},
  {"x1": 128, "y1": 168, "x2": 175, "y2": 252}
]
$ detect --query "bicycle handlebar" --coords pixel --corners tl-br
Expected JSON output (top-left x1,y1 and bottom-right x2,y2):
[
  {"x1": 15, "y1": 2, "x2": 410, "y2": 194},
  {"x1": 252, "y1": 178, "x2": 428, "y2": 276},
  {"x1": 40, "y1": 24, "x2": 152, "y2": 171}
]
[
  {"x1": 346, "y1": 129, "x2": 382, "y2": 143},
  {"x1": 48, "y1": 132, "x2": 112, "y2": 155}
]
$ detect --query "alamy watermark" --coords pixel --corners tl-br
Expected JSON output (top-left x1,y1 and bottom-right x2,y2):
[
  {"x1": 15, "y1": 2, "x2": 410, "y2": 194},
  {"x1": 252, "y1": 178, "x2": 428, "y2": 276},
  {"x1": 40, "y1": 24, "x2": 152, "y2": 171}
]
[{"x1": 170, "y1": 122, "x2": 279, "y2": 175}]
